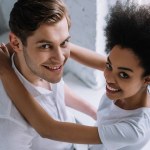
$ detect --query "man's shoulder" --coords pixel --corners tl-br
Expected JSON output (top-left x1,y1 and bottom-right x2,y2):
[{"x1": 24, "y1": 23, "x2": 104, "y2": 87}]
[
  {"x1": 0, "y1": 79, "x2": 9, "y2": 99},
  {"x1": 0, "y1": 81, "x2": 29, "y2": 127},
  {"x1": 0, "y1": 80, "x2": 14, "y2": 116}
]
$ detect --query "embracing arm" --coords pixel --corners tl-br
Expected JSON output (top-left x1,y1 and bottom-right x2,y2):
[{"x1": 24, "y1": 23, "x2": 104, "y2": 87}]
[
  {"x1": 0, "y1": 45, "x2": 101, "y2": 144},
  {"x1": 70, "y1": 43, "x2": 107, "y2": 71},
  {"x1": 1, "y1": 68, "x2": 100, "y2": 144},
  {"x1": 64, "y1": 84, "x2": 97, "y2": 120},
  {"x1": 6, "y1": 43, "x2": 14, "y2": 55}
]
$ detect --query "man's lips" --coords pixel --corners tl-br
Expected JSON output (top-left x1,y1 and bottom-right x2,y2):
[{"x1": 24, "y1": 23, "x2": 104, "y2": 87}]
[{"x1": 43, "y1": 65, "x2": 62, "y2": 71}]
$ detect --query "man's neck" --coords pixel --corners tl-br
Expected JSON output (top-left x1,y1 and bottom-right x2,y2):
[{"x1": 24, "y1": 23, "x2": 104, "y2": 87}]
[
  {"x1": 34, "y1": 79, "x2": 51, "y2": 90},
  {"x1": 13, "y1": 54, "x2": 51, "y2": 91}
]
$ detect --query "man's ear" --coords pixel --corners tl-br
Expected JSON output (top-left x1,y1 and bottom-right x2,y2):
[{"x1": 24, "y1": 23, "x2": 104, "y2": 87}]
[
  {"x1": 9, "y1": 32, "x2": 23, "y2": 53},
  {"x1": 144, "y1": 76, "x2": 150, "y2": 85}
]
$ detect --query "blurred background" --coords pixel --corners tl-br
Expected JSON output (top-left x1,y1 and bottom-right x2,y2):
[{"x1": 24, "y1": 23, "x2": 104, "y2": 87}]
[
  {"x1": 0, "y1": 0, "x2": 149, "y2": 149},
  {"x1": 0, "y1": 0, "x2": 149, "y2": 125}
]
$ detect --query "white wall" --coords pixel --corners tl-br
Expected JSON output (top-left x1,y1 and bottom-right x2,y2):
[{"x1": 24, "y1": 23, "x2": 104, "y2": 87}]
[{"x1": 64, "y1": 0, "x2": 107, "y2": 89}]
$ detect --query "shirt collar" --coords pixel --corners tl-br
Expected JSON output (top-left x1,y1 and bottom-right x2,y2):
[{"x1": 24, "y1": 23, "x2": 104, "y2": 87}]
[{"x1": 11, "y1": 54, "x2": 53, "y2": 97}]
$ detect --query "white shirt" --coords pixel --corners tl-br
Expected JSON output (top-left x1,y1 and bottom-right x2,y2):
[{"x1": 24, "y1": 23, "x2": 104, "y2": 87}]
[
  {"x1": 0, "y1": 55, "x2": 75, "y2": 150},
  {"x1": 91, "y1": 92, "x2": 150, "y2": 150}
]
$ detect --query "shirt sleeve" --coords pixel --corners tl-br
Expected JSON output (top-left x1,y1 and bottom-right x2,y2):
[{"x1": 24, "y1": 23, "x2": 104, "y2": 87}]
[
  {"x1": 0, "y1": 117, "x2": 34, "y2": 150},
  {"x1": 98, "y1": 119, "x2": 144, "y2": 149}
]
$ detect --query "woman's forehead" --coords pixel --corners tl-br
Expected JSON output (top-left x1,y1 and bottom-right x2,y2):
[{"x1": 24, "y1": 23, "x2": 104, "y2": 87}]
[{"x1": 108, "y1": 45, "x2": 144, "y2": 72}]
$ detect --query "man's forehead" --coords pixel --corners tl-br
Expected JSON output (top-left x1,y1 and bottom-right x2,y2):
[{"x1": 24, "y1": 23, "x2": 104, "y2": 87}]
[{"x1": 27, "y1": 19, "x2": 70, "y2": 44}]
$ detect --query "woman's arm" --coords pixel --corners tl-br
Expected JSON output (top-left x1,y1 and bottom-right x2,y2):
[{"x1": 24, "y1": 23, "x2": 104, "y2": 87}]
[
  {"x1": 0, "y1": 45, "x2": 101, "y2": 144},
  {"x1": 6, "y1": 42, "x2": 14, "y2": 56},
  {"x1": 64, "y1": 84, "x2": 97, "y2": 120},
  {"x1": 70, "y1": 43, "x2": 107, "y2": 71}
]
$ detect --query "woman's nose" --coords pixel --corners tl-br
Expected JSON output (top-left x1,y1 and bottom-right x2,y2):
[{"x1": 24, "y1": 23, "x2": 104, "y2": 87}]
[{"x1": 104, "y1": 70, "x2": 116, "y2": 83}]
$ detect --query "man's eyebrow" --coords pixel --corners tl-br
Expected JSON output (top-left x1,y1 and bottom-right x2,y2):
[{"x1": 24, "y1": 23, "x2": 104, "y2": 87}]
[
  {"x1": 61, "y1": 36, "x2": 71, "y2": 43},
  {"x1": 36, "y1": 40, "x2": 52, "y2": 44},
  {"x1": 108, "y1": 57, "x2": 133, "y2": 72},
  {"x1": 36, "y1": 36, "x2": 71, "y2": 44}
]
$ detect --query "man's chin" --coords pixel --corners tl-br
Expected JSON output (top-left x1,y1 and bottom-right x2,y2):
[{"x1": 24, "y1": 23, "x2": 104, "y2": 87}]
[{"x1": 48, "y1": 77, "x2": 62, "y2": 83}]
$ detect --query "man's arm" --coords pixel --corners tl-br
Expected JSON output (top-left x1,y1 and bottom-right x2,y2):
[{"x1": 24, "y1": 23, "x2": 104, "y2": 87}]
[
  {"x1": 70, "y1": 43, "x2": 107, "y2": 71},
  {"x1": 64, "y1": 84, "x2": 97, "y2": 120}
]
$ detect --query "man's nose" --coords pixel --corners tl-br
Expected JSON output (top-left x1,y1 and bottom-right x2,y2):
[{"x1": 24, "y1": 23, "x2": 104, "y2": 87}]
[{"x1": 51, "y1": 47, "x2": 64, "y2": 63}]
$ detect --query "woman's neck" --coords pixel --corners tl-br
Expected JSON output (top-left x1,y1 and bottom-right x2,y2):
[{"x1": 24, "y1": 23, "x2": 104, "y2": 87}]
[{"x1": 115, "y1": 87, "x2": 150, "y2": 110}]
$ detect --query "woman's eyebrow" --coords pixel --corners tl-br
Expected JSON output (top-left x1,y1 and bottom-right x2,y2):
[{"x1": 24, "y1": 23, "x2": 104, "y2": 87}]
[
  {"x1": 118, "y1": 67, "x2": 133, "y2": 72},
  {"x1": 107, "y1": 57, "x2": 111, "y2": 64},
  {"x1": 108, "y1": 57, "x2": 133, "y2": 72}
]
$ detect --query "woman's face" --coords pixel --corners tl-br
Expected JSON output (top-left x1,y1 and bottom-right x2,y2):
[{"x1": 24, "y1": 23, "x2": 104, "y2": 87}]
[{"x1": 104, "y1": 45, "x2": 147, "y2": 101}]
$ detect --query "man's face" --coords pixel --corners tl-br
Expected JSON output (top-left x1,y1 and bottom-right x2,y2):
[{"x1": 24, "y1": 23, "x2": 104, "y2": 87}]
[{"x1": 18, "y1": 17, "x2": 70, "y2": 83}]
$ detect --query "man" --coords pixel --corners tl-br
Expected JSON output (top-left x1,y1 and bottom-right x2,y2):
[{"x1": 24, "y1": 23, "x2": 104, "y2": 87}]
[{"x1": 0, "y1": 0, "x2": 97, "y2": 149}]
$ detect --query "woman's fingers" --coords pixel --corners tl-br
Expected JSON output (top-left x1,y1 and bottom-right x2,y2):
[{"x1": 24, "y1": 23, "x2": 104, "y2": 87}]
[{"x1": 0, "y1": 43, "x2": 10, "y2": 57}]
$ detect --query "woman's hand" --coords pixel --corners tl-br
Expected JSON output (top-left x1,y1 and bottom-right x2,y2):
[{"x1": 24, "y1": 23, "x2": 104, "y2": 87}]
[{"x1": 0, "y1": 43, "x2": 11, "y2": 76}]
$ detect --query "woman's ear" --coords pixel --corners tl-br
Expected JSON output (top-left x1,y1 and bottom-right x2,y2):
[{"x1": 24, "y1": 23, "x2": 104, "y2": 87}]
[{"x1": 9, "y1": 32, "x2": 23, "y2": 53}]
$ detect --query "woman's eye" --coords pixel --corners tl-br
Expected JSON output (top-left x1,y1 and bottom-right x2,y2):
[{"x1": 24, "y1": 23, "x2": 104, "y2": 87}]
[
  {"x1": 106, "y1": 62, "x2": 112, "y2": 70},
  {"x1": 119, "y1": 72, "x2": 129, "y2": 79}
]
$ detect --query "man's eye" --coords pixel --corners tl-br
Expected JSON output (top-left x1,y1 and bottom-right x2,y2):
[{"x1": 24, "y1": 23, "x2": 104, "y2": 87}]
[
  {"x1": 61, "y1": 40, "x2": 69, "y2": 48},
  {"x1": 41, "y1": 44, "x2": 51, "y2": 49},
  {"x1": 106, "y1": 62, "x2": 112, "y2": 70},
  {"x1": 119, "y1": 72, "x2": 129, "y2": 79}
]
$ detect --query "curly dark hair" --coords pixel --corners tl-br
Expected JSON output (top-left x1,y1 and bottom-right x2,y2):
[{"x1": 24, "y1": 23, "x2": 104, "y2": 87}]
[
  {"x1": 105, "y1": 2, "x2": 150, "y2": 76},
  {"x1": 9, "y1": 0, "x2": 71, "y2": 46}
]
